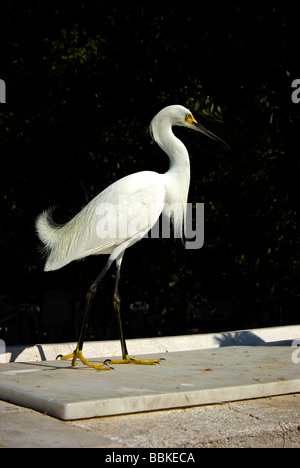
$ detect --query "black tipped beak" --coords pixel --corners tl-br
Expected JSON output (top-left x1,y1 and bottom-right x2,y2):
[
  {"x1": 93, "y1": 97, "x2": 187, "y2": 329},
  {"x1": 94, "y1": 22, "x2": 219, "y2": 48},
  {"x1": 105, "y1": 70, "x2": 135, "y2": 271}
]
[{"x1": 191, "y1": 121, "x2": 229, "y2": 148}]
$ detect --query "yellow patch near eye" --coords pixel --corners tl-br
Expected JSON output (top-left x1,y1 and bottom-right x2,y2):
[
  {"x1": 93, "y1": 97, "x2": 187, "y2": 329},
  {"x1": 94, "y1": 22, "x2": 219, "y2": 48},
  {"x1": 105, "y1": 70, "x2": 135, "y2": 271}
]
[{"x1": 186, "y1": 113, "x2": 197, "y2": 123}]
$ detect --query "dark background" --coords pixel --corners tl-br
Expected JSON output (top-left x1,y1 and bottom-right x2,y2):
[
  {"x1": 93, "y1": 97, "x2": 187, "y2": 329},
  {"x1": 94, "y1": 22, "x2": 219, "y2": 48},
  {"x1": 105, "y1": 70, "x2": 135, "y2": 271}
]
[{"x1": 0, "y1": 1, "x2": 299, "y2": 346}]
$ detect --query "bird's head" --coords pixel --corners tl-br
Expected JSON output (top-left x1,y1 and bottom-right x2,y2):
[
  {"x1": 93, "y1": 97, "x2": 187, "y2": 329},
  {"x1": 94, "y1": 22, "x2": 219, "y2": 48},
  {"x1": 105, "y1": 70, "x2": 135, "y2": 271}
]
[{"x1": 151, "y1": 105, "x2": 228, "y2": 148}]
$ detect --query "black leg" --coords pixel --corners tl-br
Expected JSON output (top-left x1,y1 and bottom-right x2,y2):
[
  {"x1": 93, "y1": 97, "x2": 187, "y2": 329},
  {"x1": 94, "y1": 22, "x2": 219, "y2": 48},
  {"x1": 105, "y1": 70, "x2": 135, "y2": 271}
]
[
  {"x1": 57, "y1": 258, "x2": 114, "y2": 369},
  {"x1": 77, "y1": 258, "x2": 113, "y2": 351},
  {"x1": 112, "y1": 255, "x2": 128, "y2": 359},
  {"x1": 58, "y1": 252, "x2": 163, "y2": 368},
  {"x1": 109, "y1": 254, "x2": 163, "y2": 366}
]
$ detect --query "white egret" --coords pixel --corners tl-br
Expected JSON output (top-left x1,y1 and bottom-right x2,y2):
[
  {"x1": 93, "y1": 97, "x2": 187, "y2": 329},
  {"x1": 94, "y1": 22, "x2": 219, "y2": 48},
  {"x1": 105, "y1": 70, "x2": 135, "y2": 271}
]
[{"x1": 36, "y1": 104, "x2": 227, "y2": 369}]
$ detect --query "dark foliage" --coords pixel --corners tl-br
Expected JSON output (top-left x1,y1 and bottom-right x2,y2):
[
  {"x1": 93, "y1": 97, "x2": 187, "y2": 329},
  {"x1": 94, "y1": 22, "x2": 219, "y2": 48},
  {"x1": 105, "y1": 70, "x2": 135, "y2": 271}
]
[{"x1": 0, "y1": 2, "x2": 299, "y2": 344}]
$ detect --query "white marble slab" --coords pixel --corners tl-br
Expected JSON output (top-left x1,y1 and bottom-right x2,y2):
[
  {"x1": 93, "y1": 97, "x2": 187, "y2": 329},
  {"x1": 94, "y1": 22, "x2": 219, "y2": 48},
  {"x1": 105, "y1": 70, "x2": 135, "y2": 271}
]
[
  {"x1": 0, "y1": 346, "x2": 299, "y2": 420},
  {"x1": 5, "y1": 325, "x2": 300, "y2": 363}
]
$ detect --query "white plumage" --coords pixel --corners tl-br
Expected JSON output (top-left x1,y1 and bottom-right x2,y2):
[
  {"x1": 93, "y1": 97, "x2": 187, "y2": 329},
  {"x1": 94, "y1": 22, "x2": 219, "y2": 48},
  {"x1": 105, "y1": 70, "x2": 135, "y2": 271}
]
[
  {"x1": 36, "y1": 105, "x2": 225, "y2": 369},
  {"x1": 36, "y1": 171, "x2": 166, "y2": 271},
  {"x1": 36, "y1": 105, "x2": 201, "y2": 272}
]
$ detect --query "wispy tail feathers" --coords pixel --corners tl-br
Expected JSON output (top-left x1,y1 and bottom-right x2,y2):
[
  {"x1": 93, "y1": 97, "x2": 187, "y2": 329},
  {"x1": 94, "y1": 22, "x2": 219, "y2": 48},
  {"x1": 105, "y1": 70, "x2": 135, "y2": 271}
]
[
  {"x1": 35, "y1": 209, "x2": 64, "y2": 270},
  {"x1": 36, "y1": 209, "x2": 60, "y2": 247}
]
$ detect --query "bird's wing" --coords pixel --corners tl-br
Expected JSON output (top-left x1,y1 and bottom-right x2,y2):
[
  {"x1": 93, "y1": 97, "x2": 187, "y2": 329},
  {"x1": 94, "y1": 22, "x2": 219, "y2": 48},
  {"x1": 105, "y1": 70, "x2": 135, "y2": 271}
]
[
  {"x1": 45, "y1": 172, "x2": 166, "y2": 270},
  {"x1": 76, "y1": 171, "x2": 166, "y2": 256}
]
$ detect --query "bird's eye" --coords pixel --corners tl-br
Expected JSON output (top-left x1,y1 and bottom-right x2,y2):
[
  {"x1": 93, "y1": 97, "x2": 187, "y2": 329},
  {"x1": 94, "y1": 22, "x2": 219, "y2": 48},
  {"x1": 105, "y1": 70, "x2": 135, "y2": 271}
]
[{"x1": 186, "y1": 113, "x2": 193, "y2": 122}]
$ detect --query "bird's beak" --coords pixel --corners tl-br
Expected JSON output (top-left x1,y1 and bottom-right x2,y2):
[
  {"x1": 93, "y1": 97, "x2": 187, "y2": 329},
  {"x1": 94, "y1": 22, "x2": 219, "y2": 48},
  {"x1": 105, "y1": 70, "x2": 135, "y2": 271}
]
[{"x1": 188, "y1": 117, "x2": 229, "y2": 148}]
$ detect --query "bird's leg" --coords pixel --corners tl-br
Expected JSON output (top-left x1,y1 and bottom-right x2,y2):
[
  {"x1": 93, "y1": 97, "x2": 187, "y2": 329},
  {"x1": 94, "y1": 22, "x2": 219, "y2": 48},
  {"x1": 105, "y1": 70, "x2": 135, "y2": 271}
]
[
  {"x1": 57, "y1": 259, "x2": 113, "y2": 370},
  {"x1": 109, "y1": 257, "x2": 163, "y2": 366},
  {"x1": 113, "y1": 256, "x2": 128, "y2": 359}
]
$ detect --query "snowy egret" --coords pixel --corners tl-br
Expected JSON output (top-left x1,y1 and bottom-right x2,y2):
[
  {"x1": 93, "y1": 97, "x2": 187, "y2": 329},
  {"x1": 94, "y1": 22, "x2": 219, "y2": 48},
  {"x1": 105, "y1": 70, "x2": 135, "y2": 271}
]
[{"x1": 36, "y1": 104, "x2": 226, "y2": 369}]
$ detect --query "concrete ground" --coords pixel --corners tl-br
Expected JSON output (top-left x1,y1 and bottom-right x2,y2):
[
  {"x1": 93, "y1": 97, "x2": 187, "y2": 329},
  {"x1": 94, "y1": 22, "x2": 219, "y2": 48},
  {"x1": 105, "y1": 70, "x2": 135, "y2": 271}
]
[
  {"x1": 1, "y1": 393, "x2": 300, "y2": 448},
  {"x1": 1, "y1": 326, "x2": 300, "y2": 448}
]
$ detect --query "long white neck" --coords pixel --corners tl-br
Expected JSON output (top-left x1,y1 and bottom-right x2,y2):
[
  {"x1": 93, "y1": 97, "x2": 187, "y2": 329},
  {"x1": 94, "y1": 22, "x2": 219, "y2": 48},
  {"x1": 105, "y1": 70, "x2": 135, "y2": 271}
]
[
  {"x1": 151, "y1": 117, "x2": 190, "y2": 196},
  {"x1": 150, "y1": 115, "x2": 191, "y2": 238}
]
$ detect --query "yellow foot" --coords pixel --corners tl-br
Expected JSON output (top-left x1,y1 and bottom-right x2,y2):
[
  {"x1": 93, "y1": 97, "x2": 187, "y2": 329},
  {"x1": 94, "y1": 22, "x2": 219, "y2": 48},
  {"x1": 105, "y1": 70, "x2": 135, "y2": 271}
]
[
  {"x1": 110, "y1": 354, "x2": 164, "y2": 365},
  {"x1": 56, "y1": 349, "x2": 112, "y2": 370}
]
